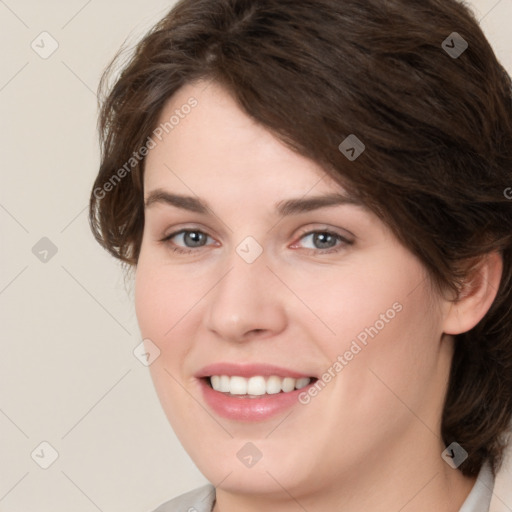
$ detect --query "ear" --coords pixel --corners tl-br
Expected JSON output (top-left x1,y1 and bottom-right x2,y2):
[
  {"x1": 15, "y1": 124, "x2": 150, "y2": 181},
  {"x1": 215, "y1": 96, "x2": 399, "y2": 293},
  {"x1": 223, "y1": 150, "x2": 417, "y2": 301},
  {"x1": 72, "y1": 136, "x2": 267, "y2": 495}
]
[{"x1": 442, "y1": 251, "x2": 503, "y2": 335}]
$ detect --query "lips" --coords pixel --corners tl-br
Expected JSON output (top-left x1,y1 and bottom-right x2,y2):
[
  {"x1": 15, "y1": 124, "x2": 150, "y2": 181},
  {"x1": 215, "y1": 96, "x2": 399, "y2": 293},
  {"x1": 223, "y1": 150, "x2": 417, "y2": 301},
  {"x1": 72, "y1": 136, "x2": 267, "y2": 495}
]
[{"x1": 195, "y1": 362, "x2": 318, "y2": 421}]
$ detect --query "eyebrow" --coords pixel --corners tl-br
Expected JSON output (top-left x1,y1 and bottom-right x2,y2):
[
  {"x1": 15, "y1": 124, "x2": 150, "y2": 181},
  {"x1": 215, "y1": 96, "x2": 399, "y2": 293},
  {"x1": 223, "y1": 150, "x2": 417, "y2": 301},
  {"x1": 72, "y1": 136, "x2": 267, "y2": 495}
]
[{"x1": 144, "y1": 189, "x2": 363, "y2": 216}]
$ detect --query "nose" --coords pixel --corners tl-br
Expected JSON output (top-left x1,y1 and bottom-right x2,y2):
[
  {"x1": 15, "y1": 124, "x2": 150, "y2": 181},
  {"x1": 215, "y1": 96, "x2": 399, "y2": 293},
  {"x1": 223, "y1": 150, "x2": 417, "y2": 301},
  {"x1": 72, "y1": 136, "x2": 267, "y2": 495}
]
[{"x1": 203, "y1": 251, "x2": 288, "y2": 343}]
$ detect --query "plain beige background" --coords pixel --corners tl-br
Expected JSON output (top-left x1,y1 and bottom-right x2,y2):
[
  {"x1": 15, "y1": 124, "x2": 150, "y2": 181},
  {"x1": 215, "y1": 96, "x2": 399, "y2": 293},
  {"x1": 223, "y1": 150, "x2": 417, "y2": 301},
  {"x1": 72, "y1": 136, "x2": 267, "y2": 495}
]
[{"x1": 0, "y1": 1, "x2": 511, "y2": 511}]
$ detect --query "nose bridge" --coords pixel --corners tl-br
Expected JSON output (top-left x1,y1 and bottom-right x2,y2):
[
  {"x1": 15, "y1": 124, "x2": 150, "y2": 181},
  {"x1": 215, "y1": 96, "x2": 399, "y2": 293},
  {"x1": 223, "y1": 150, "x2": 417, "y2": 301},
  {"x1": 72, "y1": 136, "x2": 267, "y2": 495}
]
[{"x1": 204, "y1": 243, "x2": 287, "y2": 341}]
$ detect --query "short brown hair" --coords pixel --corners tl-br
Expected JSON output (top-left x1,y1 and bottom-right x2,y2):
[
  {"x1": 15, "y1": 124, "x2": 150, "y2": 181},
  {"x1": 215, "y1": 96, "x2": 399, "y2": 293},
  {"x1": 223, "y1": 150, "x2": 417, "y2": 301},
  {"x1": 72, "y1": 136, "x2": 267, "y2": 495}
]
[{"x1": 89, "y1": 0, "x2": 512, "y2": 477}]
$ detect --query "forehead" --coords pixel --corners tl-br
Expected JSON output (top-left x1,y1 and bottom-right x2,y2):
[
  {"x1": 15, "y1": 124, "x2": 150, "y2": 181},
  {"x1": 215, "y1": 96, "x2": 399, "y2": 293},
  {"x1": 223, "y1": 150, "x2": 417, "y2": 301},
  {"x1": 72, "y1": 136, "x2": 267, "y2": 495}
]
[{"x1": 143, "y1": 80, "x2": 345, "y2": 197}]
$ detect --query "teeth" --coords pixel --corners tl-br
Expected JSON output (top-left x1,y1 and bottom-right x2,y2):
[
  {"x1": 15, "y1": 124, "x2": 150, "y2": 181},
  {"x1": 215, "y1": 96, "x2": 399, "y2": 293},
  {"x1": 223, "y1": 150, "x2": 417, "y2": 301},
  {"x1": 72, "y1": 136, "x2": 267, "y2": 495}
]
[
  {"x1": 209, "y1": 375, "x2": 312, "y2": 395},
  {"x1": 295, "y1": 377, "x2": 311, "y2": 389},
  {"x1": 229, "y1": 376, "x2": 248, "y2": 395},
  {"x1": 282, "y1": 377, "x2": 295, "y2": 392},
  {"x1": 219, "y1": 375, "x2": 230, "y2": 392},
  {"x1": 247, "y1": 376, "x2": 266, "y2": 395},
  {"x1": 211, "y1": 375, "x2": 220, "y2": 390},
  {"x1": 266, "y1": 376, "x2": 282, "y2": 394}
]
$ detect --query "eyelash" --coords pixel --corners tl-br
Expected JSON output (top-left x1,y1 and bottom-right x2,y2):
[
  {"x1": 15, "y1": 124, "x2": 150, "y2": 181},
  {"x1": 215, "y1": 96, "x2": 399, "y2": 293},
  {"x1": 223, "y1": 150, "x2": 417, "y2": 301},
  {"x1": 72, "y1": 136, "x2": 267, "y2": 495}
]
[{"x1": 159, "y1": 228, "x2": 353, "y2": 255}]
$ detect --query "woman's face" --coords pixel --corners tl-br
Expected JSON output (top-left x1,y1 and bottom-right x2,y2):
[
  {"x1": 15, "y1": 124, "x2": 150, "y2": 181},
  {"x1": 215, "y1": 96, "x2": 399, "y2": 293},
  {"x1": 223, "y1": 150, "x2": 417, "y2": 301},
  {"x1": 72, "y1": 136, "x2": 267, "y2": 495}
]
[{"x1": 135, "y1": 80, "x2": 453, "y2": 496}]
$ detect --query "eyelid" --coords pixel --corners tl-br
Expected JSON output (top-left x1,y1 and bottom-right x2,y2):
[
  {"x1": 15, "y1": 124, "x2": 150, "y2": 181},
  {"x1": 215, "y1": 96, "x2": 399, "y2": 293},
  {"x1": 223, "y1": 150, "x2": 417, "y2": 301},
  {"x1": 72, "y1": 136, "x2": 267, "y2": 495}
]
[
  {"x1": 159, "y1": 222, "x2": 215, "y2": 240},
  {"x1": 159, "y1": 228, "x2": 217, "y2": 246},
  {"x1": 288, "y1": 231, "x2": 352, "y2": 255},
  {"x1": 292, "y1": 224, "x2": 354, "y2": 244}
]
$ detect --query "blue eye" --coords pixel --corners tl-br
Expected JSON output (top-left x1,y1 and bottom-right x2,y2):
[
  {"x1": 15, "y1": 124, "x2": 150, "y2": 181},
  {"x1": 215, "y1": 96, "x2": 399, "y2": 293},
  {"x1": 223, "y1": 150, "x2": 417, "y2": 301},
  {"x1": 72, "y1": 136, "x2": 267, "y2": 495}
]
[
  {"x1": 295, "y1": 230, "x2": 352, "y2": 253},
  {"x1": 160, "y1": 229, "x2": 352, "y2": 255},
  {"x1": 160, "y1": 229, "x2": 213, "y2": 254}
]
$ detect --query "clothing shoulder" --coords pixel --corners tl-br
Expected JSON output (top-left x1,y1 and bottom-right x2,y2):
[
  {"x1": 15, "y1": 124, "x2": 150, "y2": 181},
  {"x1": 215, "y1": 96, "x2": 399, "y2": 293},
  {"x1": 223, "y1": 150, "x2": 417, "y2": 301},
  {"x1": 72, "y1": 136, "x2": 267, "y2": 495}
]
[
  {"x1": 459, "y1": 462, "x2": 494, "y2": 512},
  {"x1": 149, "y1": 484, "x2": 216, "y2": 512}
]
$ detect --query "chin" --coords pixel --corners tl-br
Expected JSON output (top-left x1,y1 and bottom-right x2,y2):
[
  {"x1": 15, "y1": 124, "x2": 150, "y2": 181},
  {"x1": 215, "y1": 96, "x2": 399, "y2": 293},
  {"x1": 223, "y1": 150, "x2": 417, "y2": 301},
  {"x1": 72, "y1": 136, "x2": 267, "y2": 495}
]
[{"x1": 188, "y1": 440, "x2": 316, "y2": 496}]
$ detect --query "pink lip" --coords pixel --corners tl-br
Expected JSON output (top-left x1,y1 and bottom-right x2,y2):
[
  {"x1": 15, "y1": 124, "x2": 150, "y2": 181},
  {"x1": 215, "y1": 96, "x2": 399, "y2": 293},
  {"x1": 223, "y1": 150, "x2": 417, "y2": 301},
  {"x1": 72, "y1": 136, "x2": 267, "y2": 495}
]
[
  {"x1": 199, "y1": 380, "x2": 317, "y2": 422},
  {"x1": 195, "y1": 362, "x2": 314, "y2": 379},
  {"x1": 195, "y1": 363, "x2": 317, "y2": 422}
]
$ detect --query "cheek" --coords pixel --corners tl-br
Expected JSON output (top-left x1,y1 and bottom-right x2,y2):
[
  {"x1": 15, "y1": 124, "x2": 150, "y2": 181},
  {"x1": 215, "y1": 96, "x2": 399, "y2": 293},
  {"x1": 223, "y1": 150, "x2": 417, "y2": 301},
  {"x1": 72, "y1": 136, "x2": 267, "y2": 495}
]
[
  {"x1": 134, "y1": 257, "x2": 200, "y2": 426},
  {"x1": 134, "y1": 242, "x2": 196, "y2": 341},
  {"x1": 302, "y1": 251, "x2": 441, "y2": 400},
  {"x1": 292, "y1": 252, "x2": 425, "y2": 350},
  {"x1": 324, "y1": 274, "x2": 442, "y2": 438},
  {"x1": 134, "y1": 250, "x2": 211, "y2": 382},
  {"x1": 134, "y1": 265, "x2": 169, "y2": 339}
]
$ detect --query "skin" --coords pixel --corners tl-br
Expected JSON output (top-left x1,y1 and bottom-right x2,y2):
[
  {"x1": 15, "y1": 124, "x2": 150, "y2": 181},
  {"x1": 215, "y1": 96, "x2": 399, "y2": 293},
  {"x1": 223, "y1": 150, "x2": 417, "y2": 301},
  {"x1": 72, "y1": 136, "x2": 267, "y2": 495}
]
[{"x1": 134, "y1": 79, "x2": 502, "y2": 512}]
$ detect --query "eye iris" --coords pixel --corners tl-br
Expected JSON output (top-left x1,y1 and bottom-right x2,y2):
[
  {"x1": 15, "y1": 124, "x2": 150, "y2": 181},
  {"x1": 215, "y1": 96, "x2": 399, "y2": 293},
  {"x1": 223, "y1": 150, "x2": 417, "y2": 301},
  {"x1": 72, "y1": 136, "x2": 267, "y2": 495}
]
[
  {"x1": 314, "y1": 232, "x2": 336, "y2": 249},
  {"x1": 184, "y1": 231, "x2": 206, "y2": 247},
  {"x1": 177, "y1": 231, "x2": 340, "y2": 249}
]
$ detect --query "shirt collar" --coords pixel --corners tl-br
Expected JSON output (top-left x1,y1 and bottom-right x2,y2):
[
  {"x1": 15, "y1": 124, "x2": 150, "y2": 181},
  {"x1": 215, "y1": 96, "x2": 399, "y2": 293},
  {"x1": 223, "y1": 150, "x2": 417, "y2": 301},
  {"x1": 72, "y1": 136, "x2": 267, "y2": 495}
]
[{"x1": 458, "y1": 462, "x2": 495, "y2": 512}]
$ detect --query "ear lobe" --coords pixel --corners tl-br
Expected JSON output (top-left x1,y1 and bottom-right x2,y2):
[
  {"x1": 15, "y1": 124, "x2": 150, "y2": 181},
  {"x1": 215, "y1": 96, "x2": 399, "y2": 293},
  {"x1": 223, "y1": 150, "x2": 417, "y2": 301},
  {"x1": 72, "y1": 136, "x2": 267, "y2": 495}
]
[{"x1": 442, "y1": 251, "x2": 503, "y2": 335}]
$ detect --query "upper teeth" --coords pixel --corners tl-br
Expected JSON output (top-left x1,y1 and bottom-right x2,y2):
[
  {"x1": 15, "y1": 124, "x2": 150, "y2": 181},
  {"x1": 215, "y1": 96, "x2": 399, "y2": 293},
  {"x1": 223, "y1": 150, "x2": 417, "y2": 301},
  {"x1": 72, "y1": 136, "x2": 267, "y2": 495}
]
[{"x1": 209, "y1": 375, "x2": 311, "y2": 395}]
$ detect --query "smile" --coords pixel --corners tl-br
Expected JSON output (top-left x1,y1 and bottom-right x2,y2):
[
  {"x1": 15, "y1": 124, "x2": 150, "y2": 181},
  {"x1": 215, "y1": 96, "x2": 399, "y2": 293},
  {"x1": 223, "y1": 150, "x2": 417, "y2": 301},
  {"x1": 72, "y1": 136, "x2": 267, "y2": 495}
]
[{"x1": 208, "y1": 375, "x2": 312, "y2": 396}]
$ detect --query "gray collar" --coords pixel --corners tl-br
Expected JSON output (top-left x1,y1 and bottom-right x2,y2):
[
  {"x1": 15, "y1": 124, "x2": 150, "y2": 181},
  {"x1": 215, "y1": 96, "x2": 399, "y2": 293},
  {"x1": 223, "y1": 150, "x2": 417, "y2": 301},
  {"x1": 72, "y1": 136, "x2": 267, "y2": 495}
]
[{"x1": 459, "y1": 462, "x2": 495, "y2": 512}]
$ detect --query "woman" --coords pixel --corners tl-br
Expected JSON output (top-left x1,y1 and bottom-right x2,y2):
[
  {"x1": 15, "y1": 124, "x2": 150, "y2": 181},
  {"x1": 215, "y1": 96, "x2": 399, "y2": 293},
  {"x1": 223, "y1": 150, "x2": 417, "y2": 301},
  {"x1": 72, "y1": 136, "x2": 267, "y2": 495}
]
[{"x1": 89, "y1": 0, "x2": 512, "y2": 510}]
